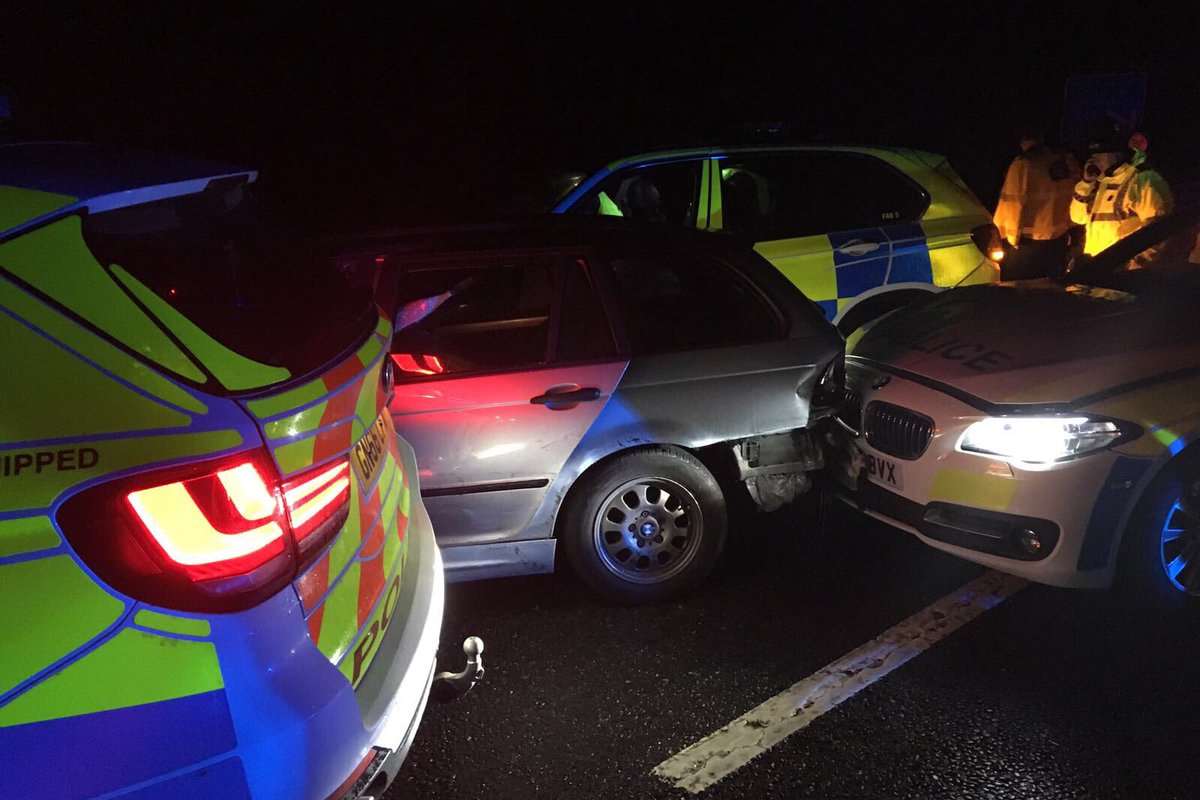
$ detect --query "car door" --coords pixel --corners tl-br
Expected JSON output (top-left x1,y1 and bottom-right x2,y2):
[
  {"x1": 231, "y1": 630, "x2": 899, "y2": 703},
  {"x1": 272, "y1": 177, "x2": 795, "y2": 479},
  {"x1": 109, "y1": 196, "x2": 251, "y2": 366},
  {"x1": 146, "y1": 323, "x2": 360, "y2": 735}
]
[
  {"x1": 593, "y1": 242, "x2": 838, "y2": 444},
  {"x1": 707, "y1": 151, "x2": 928, "y2": 321},
  {"x1": 387, "y1": 251, "x2": 626, "y2": 546}
]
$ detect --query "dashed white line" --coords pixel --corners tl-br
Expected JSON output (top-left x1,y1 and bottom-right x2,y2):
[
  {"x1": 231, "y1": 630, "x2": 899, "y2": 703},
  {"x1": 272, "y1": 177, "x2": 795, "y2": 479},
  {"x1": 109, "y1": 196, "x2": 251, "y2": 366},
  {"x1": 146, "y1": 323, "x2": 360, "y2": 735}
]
[{"x1": 652, "y1": 569, "x2": 1027, "y2": 794}]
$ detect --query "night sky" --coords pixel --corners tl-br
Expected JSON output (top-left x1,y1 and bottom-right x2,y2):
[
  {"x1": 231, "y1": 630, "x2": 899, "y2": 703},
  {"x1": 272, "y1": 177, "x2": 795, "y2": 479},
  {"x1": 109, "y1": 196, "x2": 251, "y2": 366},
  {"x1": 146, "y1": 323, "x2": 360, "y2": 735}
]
[{"x1": 6, "y1": 4, "x2": 1198, "y2": 233}]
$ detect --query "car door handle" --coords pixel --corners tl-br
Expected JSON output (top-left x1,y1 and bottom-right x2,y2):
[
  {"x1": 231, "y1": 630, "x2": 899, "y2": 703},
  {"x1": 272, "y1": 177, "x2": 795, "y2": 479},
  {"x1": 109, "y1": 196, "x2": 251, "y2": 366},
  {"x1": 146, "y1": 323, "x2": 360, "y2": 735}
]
[
  {"x1": 835, "y1": 240, "x2": 882, "y2": 257},
  {"x1": 530, "y1": 387, "x2": 602, "y2": 406}
]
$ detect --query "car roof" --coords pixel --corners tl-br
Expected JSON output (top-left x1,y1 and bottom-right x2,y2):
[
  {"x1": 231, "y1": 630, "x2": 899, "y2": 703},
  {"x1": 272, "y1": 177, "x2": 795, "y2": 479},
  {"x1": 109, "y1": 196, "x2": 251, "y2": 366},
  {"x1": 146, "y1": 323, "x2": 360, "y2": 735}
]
[{"x1": 0, "y1": 142, "x2": 257, "y2": 238}]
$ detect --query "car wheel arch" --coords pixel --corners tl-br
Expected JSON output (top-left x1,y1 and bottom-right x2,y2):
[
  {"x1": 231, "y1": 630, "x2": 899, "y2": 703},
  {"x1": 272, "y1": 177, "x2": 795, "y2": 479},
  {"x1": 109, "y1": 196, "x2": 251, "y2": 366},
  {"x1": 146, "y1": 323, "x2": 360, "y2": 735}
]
[
  {"x1": 1111, "y1": 441, "x2": 1200, "y2": 572},
  {"x1": 549, "y1": 442, "x2": 719, "y2": 539}
]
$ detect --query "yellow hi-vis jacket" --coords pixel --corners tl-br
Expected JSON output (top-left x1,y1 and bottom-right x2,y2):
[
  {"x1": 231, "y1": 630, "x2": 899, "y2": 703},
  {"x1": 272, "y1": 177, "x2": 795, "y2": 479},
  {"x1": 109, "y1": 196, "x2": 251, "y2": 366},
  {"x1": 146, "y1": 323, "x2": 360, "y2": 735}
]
[
  {"x1": 1071, "y1": 152, "x2": 1174, "y2": 256},
  {"x1": 993, "y1": 146, "x2": 1078, "y2": 246}
]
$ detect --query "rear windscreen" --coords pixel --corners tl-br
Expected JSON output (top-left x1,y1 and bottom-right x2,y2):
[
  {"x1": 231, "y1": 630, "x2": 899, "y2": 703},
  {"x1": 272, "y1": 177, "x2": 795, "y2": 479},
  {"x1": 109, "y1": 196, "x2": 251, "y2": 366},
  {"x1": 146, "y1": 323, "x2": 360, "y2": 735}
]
[{"x1": 82, "y1": 182, "x2": 376, "y2": 384}]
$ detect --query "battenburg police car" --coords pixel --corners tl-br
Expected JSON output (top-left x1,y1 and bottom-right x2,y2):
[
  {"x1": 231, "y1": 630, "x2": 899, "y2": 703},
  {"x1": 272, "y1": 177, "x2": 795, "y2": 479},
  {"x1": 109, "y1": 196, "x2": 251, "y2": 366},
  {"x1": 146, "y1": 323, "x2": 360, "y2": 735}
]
[
  {"x1": 0, "y1": 143, "x2": 481, "y2": 799},
  {"x1": 830, "y1": 207, "x2": 1200, "y2": 606},
  {"x1": 552, "y1": 145, "x2": 1003, "y2": 333}
]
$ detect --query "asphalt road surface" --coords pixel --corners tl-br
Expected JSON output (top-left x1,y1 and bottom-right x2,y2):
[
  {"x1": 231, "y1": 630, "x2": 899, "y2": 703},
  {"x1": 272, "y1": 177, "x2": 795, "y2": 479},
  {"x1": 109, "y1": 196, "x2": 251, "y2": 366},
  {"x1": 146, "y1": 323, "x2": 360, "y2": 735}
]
[{"x1": 390, "y1": 494, "x2": 1200, "y2": 800}]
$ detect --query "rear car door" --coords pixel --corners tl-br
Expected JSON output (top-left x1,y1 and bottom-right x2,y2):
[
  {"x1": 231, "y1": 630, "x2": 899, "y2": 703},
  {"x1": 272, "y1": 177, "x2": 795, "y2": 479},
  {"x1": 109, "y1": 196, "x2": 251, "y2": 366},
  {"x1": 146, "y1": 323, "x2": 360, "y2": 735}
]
[
  {"x1": 709, "y1": 151, "x2": 930, "y2": 321},
  {"x1": 595, "y1": 242, "x2": 839, "y2": 442},
  {"x1": 387, "y1": 251, "x2": 625, "y2": 546}
]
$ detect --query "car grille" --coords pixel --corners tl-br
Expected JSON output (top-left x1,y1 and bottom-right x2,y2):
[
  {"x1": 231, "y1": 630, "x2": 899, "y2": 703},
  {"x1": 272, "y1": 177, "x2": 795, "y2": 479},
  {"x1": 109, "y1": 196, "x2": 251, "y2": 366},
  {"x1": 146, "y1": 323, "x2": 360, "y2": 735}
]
[
  {"x1": 837, "y1": 388, "x2": 863, "y2": 433},
  {"x1": 864, "y1": 401, "x2": 933, "y2": 460}
]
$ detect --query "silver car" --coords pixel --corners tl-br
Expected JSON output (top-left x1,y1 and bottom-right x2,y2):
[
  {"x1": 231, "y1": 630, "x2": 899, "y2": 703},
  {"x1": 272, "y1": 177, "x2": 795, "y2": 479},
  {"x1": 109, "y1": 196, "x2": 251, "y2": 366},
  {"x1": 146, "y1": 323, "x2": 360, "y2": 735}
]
[{"x1": 343, "y1": 218, "x2": 843, "y2": 602}]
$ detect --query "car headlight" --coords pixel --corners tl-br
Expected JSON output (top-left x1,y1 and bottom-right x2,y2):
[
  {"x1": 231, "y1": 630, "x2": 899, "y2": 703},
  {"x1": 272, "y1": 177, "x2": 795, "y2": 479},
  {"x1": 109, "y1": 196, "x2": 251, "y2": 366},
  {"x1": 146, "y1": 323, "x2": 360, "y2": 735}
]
[{"x1": 958, "y1": 417, "x2": 1125, "y2": 464}]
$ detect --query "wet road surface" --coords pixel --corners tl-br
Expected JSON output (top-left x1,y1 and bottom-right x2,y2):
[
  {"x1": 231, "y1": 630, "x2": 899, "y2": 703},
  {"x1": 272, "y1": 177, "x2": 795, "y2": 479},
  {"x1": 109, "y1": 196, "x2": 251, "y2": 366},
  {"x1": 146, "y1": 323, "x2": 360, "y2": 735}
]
[{"x1": 390, "y1": 497, "x2": 1200, "y2": 799}]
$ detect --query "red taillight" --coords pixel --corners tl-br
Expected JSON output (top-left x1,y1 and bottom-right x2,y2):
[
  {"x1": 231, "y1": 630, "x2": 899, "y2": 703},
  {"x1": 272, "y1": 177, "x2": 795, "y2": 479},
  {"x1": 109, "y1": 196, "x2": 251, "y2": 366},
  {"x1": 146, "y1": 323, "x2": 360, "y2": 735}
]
[
  {"x1": 971, "y1": 224, "x2": 1005, "y2": 263},
  {"x1": 283, "y1": 458, "x2": 351, "y2": 560},
  {"x1": 58, "y1": 450, "x2": 352, "y2": 612}
]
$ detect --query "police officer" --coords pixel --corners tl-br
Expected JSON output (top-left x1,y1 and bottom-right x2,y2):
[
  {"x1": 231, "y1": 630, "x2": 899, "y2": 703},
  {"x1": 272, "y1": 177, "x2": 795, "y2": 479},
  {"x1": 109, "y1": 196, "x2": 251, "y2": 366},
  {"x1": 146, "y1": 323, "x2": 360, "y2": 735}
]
[
  {"x1": 1071, "y1": 128, "x2": 1173, "y2": 261},
  {"x1": 994, "y1": 125, "x2": 1079, "y2": 279}
]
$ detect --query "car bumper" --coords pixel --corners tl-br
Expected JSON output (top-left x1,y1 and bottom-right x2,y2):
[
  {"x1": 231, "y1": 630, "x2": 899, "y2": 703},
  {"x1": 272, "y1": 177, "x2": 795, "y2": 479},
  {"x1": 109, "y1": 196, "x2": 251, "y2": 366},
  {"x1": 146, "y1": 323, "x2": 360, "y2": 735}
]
[
  {"x1": 200, "y1": 439, "x2": 449, "y2": 800},
  {"x1": 324, "y1": 440, "x2": 447, "y2": 799},
  {"x1": 829, "y1": 362, "x2": 1122, "y2": 589}
]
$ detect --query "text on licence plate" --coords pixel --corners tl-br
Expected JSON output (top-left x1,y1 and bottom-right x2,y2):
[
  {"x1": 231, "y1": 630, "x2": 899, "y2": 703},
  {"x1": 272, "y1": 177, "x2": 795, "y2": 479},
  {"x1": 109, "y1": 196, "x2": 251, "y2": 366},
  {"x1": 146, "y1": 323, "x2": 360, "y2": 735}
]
[
  {"x1": 352, "y1": 413, "x2": 391, "y2": 486},
  {"x1": 865, "y1": 452, "x2": 903, "y2": 491}
]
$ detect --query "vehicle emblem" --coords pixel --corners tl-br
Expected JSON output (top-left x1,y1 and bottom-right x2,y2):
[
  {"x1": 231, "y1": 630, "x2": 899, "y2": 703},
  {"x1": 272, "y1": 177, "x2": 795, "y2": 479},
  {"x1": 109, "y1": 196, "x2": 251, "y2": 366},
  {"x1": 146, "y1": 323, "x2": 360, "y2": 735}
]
[{"x1": 871, "y1": 374, "x2": 891, "y2": 390}]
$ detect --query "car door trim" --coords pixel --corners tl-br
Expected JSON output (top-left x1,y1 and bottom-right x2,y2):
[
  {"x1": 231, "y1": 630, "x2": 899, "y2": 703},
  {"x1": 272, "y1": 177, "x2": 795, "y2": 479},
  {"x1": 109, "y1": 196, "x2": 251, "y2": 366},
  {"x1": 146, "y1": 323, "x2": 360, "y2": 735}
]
[{"x1": 420, "y1": 478, "x2": 551, "y2": 498}]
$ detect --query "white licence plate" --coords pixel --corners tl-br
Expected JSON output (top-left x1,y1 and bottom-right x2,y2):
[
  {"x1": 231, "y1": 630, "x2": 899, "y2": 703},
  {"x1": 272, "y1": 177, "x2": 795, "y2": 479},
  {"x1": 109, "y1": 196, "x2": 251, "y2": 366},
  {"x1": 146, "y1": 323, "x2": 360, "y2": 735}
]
[
  {"x1": 352, "y1": 412, "x2": 391, "y2": 486},
  {"x1": 864, "y1": 452, "x2": 903, "y2": 491}
]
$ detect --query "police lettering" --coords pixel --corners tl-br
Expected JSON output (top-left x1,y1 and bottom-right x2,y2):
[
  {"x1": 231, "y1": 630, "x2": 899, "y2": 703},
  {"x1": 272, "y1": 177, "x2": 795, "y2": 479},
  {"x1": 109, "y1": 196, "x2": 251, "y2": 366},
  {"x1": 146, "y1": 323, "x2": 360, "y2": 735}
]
[
  {"x1": 907, "y1": 334, "x2": 1013, "y2": 373},
  {"x1": 351, "y1": 574, "x2": 403, "y2": 684},
  {"x1": 1, "y1": 447, "x2": 98, "y2": 476}
]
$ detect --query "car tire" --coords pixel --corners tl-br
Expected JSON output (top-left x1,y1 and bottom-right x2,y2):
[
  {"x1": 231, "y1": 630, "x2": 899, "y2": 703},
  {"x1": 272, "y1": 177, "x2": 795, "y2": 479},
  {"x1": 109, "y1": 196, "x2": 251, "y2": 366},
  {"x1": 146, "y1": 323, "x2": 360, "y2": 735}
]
[
  {"x1": 559, "y1": 446, "x2": 727, "y2": 604},
  {"x1": 1119, "y1": 454, "x2": 1200, "y2": 609}
]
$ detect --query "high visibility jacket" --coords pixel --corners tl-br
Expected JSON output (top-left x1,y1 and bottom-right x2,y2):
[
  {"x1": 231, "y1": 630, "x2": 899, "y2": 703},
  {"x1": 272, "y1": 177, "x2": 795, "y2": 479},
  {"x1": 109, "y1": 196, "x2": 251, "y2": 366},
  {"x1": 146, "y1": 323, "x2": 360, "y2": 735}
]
[
  {"x1": 1071, "y1": 153, "x2": 1174, "y2": 256},
  {"x1": 993, "y1": 146, "x2": 1078, "y2": 246}
]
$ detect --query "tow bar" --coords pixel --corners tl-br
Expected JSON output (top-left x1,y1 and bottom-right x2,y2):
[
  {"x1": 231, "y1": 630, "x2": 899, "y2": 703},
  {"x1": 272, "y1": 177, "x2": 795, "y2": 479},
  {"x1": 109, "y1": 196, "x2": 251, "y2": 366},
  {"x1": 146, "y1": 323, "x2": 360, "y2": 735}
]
[{"x1": 431, "y1": 636, "x2": 485, "y2": 702}]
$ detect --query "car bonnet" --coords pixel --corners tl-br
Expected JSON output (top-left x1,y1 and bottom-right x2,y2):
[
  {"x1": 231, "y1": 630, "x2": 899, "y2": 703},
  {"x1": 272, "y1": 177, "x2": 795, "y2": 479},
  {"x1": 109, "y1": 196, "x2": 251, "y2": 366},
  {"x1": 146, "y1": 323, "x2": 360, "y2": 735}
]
[{"x1": 848, "y1": 282, "x2": 1200, "y2": 406}]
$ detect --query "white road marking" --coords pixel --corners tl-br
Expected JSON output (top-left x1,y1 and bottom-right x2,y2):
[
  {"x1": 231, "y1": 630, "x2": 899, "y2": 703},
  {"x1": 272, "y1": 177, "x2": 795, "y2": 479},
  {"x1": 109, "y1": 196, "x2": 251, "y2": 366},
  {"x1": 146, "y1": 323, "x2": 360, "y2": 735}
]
[{"x1": 652, "y1": 569, "x2": 1027, "y2": 794}]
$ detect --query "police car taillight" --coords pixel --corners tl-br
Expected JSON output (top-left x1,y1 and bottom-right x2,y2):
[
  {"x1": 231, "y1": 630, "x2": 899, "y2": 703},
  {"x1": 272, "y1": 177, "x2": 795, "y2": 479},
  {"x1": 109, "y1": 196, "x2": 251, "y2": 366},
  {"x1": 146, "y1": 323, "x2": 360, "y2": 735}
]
[
  {"x1": 283, "y1": 458, "x2": 351, "y2": 561},
  {"x1": 58, "y1": 450, "x2": 350, "y2": 613}
]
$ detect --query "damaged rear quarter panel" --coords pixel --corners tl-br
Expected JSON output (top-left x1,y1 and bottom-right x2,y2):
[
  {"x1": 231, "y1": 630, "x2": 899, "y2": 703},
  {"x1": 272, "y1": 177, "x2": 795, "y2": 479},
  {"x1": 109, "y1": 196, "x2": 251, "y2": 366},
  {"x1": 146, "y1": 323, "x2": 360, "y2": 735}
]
[{"x1": 520, "y1": 333, "x2": 841, "y2": 540}]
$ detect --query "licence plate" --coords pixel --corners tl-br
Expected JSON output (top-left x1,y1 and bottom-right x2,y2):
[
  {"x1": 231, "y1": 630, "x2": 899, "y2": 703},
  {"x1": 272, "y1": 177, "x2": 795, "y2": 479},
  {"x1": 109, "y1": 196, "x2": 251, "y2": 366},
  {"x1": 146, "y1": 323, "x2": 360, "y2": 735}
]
[
  {"x1": 351, "y1": 412, "x2": 392, "y2": 486},
  {"x1": 864, "y1": 452, "x2": 903, "y2": 491}
]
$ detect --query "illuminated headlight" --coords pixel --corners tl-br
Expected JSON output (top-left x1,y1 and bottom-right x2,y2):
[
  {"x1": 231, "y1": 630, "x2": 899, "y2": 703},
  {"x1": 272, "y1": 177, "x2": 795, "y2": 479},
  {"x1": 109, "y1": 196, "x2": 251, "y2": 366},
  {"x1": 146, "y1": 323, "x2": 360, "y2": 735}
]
[{"x1": 958, "y1": 417, "x2": 1124, "y2": 464}]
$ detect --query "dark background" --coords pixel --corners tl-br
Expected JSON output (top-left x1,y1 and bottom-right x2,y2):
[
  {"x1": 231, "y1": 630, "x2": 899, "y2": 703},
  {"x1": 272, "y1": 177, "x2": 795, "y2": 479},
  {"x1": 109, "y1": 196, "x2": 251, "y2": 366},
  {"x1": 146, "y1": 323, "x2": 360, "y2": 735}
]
[{"x1": 5, "y1": 4, "x2": 1198, "y2": 234}]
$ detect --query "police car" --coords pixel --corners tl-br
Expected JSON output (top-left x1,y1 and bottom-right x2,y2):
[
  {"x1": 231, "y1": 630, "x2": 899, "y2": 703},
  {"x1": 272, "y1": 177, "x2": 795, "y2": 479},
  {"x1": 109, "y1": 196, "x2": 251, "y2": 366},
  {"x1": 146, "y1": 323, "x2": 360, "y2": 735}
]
[
  {"x1": 830, "y1": 207, "x2": 1200, "y2": 605},
  {"x1": 552, "y1": 145, "x2": 1003, "y2": 333},
  {"x1": 0, "y1": 143, "x2": 480, "y2": 799}
]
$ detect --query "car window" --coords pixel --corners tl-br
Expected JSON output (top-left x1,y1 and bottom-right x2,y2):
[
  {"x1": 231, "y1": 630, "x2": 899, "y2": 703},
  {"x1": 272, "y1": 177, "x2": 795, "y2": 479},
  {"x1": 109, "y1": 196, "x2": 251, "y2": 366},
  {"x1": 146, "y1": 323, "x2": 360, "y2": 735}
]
[
  {"x1": 557, "y1": 257, "x2": 618, "y2": 362},
  {"x1": 569, "y1": 161, "x2": 702, "y2": 226},
  {"x1": 391, "y1": 257, "x2": 554, "y2": 378},
  {"x1": 717, "y1": 152, "x2": 928, "y2": 240},
  {"x1": 81, "y1": 183, "x2": 376, "y2": 381},
  {"x1": 605, "y1": 251, "x2": 783, "y2": 355}
]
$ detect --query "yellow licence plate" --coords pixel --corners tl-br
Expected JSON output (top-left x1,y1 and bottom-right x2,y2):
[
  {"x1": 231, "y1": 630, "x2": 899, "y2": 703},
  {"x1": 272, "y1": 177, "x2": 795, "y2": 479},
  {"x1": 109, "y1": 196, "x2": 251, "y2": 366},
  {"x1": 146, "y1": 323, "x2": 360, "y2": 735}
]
[{"x1": 351, "y1": 412, "x2": 391, "y2": 486}]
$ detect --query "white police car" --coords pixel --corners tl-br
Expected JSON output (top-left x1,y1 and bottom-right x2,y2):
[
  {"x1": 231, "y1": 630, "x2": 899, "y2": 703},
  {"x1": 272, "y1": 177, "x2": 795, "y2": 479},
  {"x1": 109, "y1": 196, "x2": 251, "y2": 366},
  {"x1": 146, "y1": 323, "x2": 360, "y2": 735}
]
[{"x1": 831, "y1": 207, "x2": 1200, "y2": 606}]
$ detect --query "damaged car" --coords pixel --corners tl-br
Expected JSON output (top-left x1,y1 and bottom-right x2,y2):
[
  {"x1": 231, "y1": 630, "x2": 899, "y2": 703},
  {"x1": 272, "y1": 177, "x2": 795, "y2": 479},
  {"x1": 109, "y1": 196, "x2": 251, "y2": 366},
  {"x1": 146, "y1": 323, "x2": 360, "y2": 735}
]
[{"x1": 345, "y1": 217, "x2": 843, "y2": 602}]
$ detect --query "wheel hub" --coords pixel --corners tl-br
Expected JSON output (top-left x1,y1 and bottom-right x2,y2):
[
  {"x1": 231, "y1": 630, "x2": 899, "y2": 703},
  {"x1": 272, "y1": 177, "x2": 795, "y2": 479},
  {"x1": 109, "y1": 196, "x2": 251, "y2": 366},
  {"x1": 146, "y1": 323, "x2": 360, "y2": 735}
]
[
  {"x1": 593, "y1": 477, "x2": 703, "y2": 585},
  {"x1": 1161, "y1": 491, "x2": 1200, "y2": 596}
]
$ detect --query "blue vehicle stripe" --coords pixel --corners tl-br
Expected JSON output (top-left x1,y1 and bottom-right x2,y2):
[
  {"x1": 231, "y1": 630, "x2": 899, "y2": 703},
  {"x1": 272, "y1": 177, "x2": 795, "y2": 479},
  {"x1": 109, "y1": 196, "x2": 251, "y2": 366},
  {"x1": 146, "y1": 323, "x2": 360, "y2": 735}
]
[
  {"x1": 883, "y1": 222, "x2": 933, "y2": 284},
  {"x1": 830, "y1": 228, "x2": 890, "y2": 300},
  {"x1": 0, "y1": 690, "x2": 237, "y2": 799}
]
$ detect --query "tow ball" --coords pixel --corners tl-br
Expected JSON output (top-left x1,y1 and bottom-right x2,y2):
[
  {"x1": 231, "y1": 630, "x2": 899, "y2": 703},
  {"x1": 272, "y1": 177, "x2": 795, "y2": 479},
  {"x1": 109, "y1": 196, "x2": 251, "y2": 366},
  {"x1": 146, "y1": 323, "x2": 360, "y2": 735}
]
[{"x1": 431, "y1": 637, "x2": 485, "y2": 702}]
